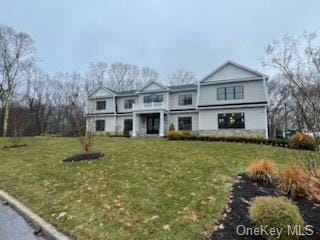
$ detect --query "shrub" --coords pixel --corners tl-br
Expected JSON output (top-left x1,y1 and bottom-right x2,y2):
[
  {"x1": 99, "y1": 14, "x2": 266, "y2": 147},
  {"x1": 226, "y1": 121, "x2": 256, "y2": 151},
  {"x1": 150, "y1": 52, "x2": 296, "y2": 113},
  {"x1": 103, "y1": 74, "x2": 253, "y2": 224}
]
[
  {"x1": 248, "y1": 160, "x2": 274, "y2": 184},
  {"x1": 166, "y1": 131, "x2": 183, "y2": 140},
  {"x1": 249, "y1": 196, "x2": 304, "y2": 240},
  {"x1": 288, "y1": 133, "x2": 316, "y2": 150},
  {"x1": 169, "y1": 123, "x2": 175, "y2": 131},
  {"x1": 94, "y1": 132, "x2": 112, "y2": 137},
  {"x1": 278, "y1": 166, "x2": 311, "y2": 198}
]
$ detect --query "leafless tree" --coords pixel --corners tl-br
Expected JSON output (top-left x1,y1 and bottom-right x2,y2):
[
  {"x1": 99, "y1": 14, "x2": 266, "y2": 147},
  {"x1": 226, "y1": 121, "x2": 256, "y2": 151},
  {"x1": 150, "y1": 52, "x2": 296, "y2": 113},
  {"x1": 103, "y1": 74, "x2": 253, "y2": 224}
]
[
  {"x1": 140, "y1": 66, "x2": 160, "y2": 84},
  {"x1": 84, "y1": 62, "x2": 108, "y2": 95},
  {"x1": 0, "y1": 25, "x2": 36, "y2": 136},
  {"x1": 108, "y1": 62, "x2": 140, "y2": 91},
  {"x1": 263, "y1": 32, "x2": 320, "y2": 140},
  {"x1": 168, "y1": 68, "x2": 197, "y2": 86}
]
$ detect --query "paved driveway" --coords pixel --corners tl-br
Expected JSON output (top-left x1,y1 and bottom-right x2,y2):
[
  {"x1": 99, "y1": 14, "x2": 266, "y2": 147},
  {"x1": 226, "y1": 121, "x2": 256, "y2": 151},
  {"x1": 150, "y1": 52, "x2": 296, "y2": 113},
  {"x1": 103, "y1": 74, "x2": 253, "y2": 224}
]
[{"x1": 0, "y1": 203, "x2": 45, "y2": 240}]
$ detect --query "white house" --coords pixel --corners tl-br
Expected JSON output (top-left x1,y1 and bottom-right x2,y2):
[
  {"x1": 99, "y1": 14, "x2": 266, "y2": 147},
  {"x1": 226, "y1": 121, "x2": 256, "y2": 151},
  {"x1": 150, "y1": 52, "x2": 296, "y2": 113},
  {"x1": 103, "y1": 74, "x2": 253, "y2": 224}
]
[{"x1": 85, "y1": 61, "x2": 269, "y2": 138}]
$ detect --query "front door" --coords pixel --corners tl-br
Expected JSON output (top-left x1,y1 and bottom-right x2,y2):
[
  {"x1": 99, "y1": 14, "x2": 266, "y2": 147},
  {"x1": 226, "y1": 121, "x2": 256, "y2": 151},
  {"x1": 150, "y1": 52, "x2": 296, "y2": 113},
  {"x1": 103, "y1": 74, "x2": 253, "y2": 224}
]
[{"x1": 147, "y1": 114, "x2": 160, "y2": 134}]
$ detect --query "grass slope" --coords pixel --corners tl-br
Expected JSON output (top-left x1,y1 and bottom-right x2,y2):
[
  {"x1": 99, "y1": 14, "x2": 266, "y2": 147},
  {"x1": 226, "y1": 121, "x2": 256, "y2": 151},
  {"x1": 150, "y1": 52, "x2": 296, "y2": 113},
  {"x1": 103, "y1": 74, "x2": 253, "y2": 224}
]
[{"x1": 0, "y1": 137, "x2": 302, "y2": 240}]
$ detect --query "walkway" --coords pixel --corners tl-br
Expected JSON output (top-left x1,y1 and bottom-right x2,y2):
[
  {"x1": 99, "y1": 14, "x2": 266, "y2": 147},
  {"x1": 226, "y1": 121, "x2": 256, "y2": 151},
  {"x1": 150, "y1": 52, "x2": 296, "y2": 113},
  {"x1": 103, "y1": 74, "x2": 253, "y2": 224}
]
[{"x1": 0, "y1": 203, "x2": 45, "y2": 240}]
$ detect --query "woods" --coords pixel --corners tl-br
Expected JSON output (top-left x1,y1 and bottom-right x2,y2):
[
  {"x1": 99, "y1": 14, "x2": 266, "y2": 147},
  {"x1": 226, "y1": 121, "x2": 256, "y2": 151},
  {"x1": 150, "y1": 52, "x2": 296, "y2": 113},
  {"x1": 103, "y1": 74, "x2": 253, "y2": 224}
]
[
  {"x1": 1, "y1": 24, "x2": 320, "y2": 138},
  {"x1": 0, "y1": 25, "x2": 197, "y2": 137}
]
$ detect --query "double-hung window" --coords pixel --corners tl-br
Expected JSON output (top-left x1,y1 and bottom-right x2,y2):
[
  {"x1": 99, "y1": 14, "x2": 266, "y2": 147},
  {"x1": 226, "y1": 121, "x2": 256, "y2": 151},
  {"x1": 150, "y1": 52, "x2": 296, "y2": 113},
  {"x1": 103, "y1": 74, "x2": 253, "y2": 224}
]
[
  {"x1": 96, "y1": 100, "x2": 106, "y2": 110},
  {"x1": 124, "y1": 99, "x2": 135, "y2": 109},
  {"x1": 178, "y1": 94, "x2": 192, "y2": 106},
  {"x1": 178, "y1": 117, "x2": 192, "y2": 131}
]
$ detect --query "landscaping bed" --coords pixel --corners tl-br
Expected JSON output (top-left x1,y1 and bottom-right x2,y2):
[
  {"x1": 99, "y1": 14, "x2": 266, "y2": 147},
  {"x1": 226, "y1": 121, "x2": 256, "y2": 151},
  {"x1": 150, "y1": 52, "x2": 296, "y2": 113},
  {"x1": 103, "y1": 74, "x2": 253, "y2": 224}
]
[
  {"x1": 63, "y1": 152, "x2": 104, "y2": 162},
  {"x1": 211, "y1": 173, "x2": 320, "y2": 240}
]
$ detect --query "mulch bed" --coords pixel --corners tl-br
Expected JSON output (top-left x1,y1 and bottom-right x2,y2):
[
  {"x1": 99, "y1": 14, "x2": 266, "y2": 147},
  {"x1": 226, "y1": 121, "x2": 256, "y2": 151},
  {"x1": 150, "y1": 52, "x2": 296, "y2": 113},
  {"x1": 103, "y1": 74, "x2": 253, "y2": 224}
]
[
  {"x1": 211, "y1": 173, "x2": 320, "y2": 240},
  {"x1": 3, "y1": 144, "x2": 27, "y2": 149},
  {"x1": 63, "y1": 152, "x2": 104, "y2": 163}
]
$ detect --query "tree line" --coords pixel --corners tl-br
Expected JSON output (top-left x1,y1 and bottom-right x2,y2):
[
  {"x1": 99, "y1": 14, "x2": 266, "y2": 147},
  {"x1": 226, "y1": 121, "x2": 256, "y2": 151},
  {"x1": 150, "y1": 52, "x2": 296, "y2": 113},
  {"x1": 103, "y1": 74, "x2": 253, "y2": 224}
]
[
  {"x1": 1, "y1": 24, "x2": 320, "y2": 138},
  {"x1": 0, "y1": 25, "x2": 197, "y2": 137}
]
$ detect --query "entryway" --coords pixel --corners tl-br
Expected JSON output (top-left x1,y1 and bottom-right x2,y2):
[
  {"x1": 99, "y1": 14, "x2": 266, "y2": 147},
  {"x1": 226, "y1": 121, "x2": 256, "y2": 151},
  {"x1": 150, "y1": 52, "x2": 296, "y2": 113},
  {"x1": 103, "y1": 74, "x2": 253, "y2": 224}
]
[{"x1": 146, "y1": 114, "x2": 160, "y2": 134}]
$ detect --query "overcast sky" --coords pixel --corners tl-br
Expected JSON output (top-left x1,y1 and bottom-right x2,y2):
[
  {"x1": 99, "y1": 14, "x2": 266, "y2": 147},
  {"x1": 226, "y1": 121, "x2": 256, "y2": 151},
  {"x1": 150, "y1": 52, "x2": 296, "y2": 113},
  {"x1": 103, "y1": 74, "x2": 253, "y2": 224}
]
[{"x1": 1, "y1": 0, "x2": 320, "y2": 80}]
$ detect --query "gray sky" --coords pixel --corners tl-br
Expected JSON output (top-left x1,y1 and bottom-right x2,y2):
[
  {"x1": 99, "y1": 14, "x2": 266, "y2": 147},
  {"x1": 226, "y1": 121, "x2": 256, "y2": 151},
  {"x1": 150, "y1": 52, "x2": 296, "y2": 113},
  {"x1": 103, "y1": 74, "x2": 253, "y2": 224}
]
[{"x1": 1, "y1": 0, "x2": 320, "y2": 80}]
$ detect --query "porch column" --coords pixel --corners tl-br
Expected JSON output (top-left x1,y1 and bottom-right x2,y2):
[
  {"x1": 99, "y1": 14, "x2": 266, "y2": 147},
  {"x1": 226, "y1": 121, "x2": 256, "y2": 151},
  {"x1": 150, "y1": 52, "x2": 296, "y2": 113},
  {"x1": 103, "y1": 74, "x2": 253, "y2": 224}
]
[
  {"x1": 132, "y1": 112, "x2": 137, "y2": 137},
  {"x1": 159, "y1": 111, "x2": 164, "y2": 137}
]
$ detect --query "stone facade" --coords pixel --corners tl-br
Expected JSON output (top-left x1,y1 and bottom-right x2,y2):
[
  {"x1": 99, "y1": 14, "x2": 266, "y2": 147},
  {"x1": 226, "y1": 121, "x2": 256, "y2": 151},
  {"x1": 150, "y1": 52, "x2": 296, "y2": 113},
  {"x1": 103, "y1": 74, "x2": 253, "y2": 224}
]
[{"x1": 198, "y1": 129, "x2": 266, "y2": 137}]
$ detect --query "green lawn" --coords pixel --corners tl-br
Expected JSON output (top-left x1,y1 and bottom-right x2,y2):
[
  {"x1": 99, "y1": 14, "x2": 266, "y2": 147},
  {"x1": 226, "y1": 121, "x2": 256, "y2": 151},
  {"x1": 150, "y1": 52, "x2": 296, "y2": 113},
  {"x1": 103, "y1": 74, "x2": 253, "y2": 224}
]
[{"x1": 0, "y1": 137, "x2": 302, "y2": 240}]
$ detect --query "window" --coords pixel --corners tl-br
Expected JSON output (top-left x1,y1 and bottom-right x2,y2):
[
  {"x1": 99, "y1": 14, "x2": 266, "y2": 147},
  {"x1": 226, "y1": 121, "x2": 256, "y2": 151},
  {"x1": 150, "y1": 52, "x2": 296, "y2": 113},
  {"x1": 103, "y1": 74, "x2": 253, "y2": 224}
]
[
  {"x1": 124, "y1": 99, "x2": 135, "y2": 109},
  {"x1": 143, "y1": 94, "x2": 163, "y2": 103},
  {"x1": 96, "y1": 120, "x2": 105, "y2": 131},
  {"x1": 234, "y1": 86, "x2": 244, "y2": 99},
  {"x1": 96, "y1": 101, "x2": 106, "y2": 110},
  {"x1": 179, "y1": 94, "x2": 192, "y2": 106},
  {"x1": 218, "y1": 112, "x2": 245, "y2": 129},
  {"x1": 217, "y1": 86, "x2": 244, "y2": 100},
  {"x1": 178, "y1": 117, "x2": 192, "y2": 131},
  {"x1": 124, "y1": 119, "x2": 133, "y2": 131}
]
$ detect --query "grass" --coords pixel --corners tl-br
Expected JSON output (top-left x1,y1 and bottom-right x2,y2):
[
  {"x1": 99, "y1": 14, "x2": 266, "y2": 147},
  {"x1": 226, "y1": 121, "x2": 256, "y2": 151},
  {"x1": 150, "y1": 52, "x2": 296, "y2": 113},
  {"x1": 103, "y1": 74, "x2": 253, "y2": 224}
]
[{"x1": 0, "y1": 137, "x2": 303, "y2": 240}]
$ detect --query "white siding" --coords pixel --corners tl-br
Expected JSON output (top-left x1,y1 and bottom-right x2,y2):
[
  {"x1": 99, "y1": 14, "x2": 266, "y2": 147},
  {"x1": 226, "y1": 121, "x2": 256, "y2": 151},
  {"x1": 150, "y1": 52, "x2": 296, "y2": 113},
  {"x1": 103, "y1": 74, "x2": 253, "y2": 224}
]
[
  {"x1": 169, "y1": 112, "x2": 199, "y2": 131},
  {"x1": 170, "y1": 91, "x2": 197, "y2": 110},
  {"x1": 87, "y1": 97, "x2": 115, "y2": 114},
  {"x1": 86, "y1": 116, "x2": 115, "y2": 133},
  {"x1": 199, "y1": 80, "x2": 266, "y2": 106},
  {"x1": 116, "y1": 96, "x2": 139, "y2": 113},
  {"x1": 204, "y1": 63, "x2": 258, "y2": 82},
  {"x1": 199, "y1": 107, "x2": 266, "y2": 131}
]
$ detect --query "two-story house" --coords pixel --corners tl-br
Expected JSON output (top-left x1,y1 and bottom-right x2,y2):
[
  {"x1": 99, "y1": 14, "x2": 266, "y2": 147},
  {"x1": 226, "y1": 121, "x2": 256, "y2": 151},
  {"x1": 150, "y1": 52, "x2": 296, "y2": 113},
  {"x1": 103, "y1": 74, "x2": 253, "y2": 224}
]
[{"x1": 85, "y1": 61, "x2": 269, "y2": 137}]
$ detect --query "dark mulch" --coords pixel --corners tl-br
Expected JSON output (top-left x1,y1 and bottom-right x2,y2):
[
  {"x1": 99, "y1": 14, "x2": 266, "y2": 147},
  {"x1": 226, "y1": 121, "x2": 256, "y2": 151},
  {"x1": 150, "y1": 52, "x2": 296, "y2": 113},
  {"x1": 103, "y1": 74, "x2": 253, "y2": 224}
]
[
  {"x1": 3, "y1": 144, "x2": 27, "y2": 149},
  {"x1": 63, "y1": 152, "x2": 104, "y2": 163},
  {"x1": 211, "y1": 173, "x2": 320, "y2": 240}
]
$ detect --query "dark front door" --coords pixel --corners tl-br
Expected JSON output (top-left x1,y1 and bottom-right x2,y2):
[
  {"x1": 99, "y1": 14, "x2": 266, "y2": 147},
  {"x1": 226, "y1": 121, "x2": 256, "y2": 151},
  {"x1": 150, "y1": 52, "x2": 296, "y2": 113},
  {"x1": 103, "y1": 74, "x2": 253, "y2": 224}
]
[{"x1": 147, "y1": 114, "x2": 160, "y2": 134}]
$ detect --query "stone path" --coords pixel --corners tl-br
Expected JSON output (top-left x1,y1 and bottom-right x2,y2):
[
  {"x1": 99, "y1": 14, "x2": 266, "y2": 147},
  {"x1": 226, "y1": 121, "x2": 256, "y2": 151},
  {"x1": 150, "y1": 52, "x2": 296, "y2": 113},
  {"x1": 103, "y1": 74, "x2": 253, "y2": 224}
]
[{"x1": 0, "y1": 203, "x2": 45, "y2": 240}]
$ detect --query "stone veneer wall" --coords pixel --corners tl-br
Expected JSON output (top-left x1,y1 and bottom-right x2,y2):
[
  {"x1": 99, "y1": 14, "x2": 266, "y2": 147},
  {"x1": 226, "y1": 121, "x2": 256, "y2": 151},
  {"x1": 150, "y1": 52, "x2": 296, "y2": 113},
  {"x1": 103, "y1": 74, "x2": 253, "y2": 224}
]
[{"x1": 198, "y1": 129, "x2": 266, "y2": 137}]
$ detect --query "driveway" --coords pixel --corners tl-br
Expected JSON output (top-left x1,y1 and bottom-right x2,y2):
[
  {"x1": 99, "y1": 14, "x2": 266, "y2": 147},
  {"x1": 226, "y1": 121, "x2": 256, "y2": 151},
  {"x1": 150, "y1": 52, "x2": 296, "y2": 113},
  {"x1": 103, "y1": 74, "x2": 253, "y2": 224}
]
[{"x1": 0, "y1": 203, "x2": 45, "y2": 240}]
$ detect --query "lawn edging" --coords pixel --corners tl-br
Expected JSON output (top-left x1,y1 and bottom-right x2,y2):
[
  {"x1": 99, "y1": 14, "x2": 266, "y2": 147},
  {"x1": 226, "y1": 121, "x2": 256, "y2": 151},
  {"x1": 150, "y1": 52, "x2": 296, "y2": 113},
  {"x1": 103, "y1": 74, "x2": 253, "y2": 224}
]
[{"x1": 0, "y1": 190, "x2": 70, "y2": 240}]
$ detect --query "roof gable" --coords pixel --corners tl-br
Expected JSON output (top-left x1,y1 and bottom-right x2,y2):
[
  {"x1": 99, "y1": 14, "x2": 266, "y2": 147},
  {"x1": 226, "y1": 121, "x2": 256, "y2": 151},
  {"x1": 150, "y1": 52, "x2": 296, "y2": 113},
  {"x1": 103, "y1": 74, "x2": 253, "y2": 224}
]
[
  {"x1": 88, "y1": 86, "x2": 115, "y2": 98},
  {"x1": 137, "y1": 80, "x2": 168, "y2": 93},
  {"x1": 201, "y1": 61, "x2": 266, "y2": 83}
]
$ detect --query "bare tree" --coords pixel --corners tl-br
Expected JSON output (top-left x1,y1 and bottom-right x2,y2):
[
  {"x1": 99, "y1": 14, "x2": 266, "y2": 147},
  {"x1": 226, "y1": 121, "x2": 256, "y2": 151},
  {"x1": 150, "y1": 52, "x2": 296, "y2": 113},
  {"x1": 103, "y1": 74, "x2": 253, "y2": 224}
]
[
  {"x1": 140, "y1": 67, "x2": 160, "y2": 84},
  {"x1": 108, "y1": 62, "x2": 140, "y2": 91},
  {"x1": 168, "y1": 68, "x2": 197, "y2": 86},
  {"x1": 263, "y1": 32, "x2": 320, "y2": 139},
  {"x1": 0, "y1": 25, "x2": 36, "y2": 136},
  {"x1": 84, "y1": 62, "x2": 108, "y2": 95}
]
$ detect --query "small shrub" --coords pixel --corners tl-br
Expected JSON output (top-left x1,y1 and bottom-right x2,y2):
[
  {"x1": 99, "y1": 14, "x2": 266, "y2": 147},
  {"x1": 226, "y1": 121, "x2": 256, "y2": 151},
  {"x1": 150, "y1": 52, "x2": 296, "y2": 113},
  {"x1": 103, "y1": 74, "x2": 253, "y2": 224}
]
[
  {"x1": 94, "y1": 132, "x2": 112, "y2": 137},
  {"x1": 249, "y1": 196, "x2": 304, "y2": 240},
  {"x1": 248, "y1": 160, "x2": 274, "y2": 184},
  {"x1": 288, "y1": 133, "x2": 316, "y2": 150},
  {"x1": 166, "y1": 131, "x2": 183, "y2": 140},
  {"x1": 278, "y1": 166, "x2": 311, "y2": 198},
  {"x1": 169, "y1": 123, "x2": 175, "y2": 131}
]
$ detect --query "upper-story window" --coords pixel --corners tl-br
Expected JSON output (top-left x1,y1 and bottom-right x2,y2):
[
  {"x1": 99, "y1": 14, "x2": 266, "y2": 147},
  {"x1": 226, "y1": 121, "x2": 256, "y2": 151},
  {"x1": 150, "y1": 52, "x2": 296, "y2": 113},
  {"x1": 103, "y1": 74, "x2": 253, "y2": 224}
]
[
  {"x1": 217, "y1": 86, "x2": 244, "y2": 100},
  {"x1": 143, "y1": 94, "x2": 163, "y2": 103},
  {"x1": 96, "y1": 100, "x2": 106, "y2": 110},
  {"x1": 124, "y1": 99, "x2": 135, "y2": 109},
  {"x1": 179, "y1": 94, "x2": 192, "y2": 106}
]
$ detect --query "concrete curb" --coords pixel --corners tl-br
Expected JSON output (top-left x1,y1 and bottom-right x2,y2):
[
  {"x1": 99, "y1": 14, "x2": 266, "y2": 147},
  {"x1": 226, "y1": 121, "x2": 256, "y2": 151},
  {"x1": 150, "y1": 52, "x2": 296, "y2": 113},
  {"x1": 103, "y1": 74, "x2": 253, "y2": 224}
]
[{"x1": 0, "y1": 190, "x2": 70, "y2": 240}]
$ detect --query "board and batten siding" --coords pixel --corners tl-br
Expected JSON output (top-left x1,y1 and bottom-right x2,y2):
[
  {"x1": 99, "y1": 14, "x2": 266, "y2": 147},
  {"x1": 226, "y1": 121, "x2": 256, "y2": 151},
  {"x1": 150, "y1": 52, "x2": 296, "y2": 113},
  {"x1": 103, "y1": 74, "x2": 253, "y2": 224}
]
[
  {"x1": 169, "y1": 112, "x2": 199, "y2": 131},
  {"x1": 199, "y1": 107, "x2": 266, "y2": 131},
  {"x1": 169, "y1": 91, "x2": 197, "y2": 110},
  {"x1": 199, "y1": 80, "x2": 266, "y2": 106}
]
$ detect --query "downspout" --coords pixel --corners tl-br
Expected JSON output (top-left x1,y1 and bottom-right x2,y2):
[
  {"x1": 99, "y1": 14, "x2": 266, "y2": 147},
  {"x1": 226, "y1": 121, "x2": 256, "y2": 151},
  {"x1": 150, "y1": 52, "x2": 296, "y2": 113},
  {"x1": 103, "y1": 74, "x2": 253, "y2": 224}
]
[{"x1": 263, "y1": 76, "x2": 269, "y2": 138}]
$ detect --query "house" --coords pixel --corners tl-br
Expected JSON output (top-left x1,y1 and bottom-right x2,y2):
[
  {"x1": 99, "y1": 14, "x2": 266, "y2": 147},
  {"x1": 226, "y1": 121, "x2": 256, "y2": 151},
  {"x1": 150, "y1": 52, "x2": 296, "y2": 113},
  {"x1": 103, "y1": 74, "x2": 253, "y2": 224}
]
[{"x1": 85, "y1": 61, "x2": 269, "y2": 138}]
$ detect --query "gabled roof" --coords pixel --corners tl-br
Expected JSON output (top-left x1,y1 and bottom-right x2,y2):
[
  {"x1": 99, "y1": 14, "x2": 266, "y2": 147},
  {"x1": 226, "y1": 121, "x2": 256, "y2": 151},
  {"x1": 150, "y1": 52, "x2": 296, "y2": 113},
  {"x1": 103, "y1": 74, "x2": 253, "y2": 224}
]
[
  {"x1": 200, "y1": 60, "x2": 268, "y2": 83},
  {"x1": 88, "y1": 86, "x2": 117, "y2": 98},
  {"x1": 136, "y1": 80, "x2": 169, "y2": 93}
]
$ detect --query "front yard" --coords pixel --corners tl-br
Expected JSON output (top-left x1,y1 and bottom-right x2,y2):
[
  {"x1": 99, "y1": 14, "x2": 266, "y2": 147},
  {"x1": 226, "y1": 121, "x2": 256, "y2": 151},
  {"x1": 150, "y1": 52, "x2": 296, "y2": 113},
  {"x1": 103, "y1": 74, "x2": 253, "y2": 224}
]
[{"x1": 0, "y1": 137, "x2": 302, "y2": 240}]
